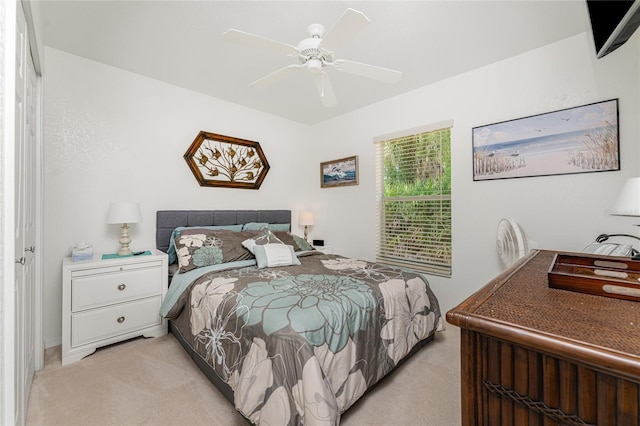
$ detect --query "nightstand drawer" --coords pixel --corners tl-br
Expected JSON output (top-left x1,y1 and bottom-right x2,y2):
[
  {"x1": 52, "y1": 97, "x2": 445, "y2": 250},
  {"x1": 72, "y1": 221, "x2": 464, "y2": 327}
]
[
  {"x1": 70, "y1": 259, "x2": 164, "y2": 278},
  {"x1": 72, "y1": 267, "x2": 162, "y2": 311},
  {"x1": 71, "y1": 296, "x2": 162, "y2": 347}
]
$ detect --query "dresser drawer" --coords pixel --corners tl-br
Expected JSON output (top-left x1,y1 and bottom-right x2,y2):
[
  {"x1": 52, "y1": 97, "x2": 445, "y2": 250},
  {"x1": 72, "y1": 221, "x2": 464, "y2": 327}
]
[
  {"x1": 72, "y1": 266, "x2": 162, "y2": 311},
  {"x1": 71, "y1": 296, "x2": 162, "y2": 347}
]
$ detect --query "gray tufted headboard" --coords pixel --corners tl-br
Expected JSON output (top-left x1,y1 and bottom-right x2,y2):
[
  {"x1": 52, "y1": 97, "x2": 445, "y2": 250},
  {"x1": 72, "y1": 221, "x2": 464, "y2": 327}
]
[{"x1": 155, "y1": 210, "x2": 291, "y2": 253}]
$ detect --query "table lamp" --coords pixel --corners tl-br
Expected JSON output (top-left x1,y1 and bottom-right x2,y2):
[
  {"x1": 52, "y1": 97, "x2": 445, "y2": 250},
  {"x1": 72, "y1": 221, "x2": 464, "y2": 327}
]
[
  {"x1": 608, "y1": 177, "x2": 640, "y2": 259},
  {"x1": 298, "y1": 211, "x2": 314, "y2": 242},
  {"x1": 611, "y1": 177, "x2": 640, "y2": 219},
  {"x1": 107, "y1": 202, "x2": 142, "y2": 255}
]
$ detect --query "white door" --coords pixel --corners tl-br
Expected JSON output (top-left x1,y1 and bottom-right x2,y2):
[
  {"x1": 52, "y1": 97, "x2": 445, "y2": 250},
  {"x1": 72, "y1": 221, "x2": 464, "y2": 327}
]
[
  {"x1": 23, "y1": 25, "x2": 38, "y2": 411},
  {"x1": 14, "y1": 2, "x2": 36, "y2": 424}
]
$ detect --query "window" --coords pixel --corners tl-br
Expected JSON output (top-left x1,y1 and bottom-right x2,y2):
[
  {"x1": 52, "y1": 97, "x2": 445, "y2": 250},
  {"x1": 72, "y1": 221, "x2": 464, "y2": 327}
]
[{"x1": 374, "y1": 121, "x2": 452, "y2": 276}]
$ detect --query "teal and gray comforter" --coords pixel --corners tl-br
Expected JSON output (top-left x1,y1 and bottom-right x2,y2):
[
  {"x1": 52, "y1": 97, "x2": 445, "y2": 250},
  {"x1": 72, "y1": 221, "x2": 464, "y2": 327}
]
[{"x1": 161, "y1": 252, "x2": 444, "y2": 425}]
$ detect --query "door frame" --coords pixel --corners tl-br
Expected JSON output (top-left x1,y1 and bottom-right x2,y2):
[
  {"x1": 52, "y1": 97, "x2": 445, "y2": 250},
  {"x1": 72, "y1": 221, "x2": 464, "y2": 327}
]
[{"x1": 1, "y1": 0, "x2": 19, "y2": 422}]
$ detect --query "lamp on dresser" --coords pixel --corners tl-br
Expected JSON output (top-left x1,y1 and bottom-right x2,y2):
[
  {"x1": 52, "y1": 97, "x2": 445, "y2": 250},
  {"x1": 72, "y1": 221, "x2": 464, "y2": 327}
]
[
  {"x1": 611, "y1": 177, "x2": 640, "y2": 219},
  {"x1": 608, "y1": 177, "x2": 640, "y2": 259},
  {"x1": 298, "y1": 211, "x2": 314, "y2": 242},
  {"x1": 106, "y1": 202, "x2": 142, "y2": 255}
]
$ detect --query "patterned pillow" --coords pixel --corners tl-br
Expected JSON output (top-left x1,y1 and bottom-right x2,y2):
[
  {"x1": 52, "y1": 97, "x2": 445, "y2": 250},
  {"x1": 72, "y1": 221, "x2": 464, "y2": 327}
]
[
  {"x1": 167, "y1": 224, "x2": 243, "y2": 264},
  {"x1": 242, "y1": 227, "x2": 285, "y2": 254},
  {"x1": 175, "y1": 229, "x2": 256, "y2": 273},
  {"x1": 272, "y1": 232, "x2": 314, "y2": 252}
]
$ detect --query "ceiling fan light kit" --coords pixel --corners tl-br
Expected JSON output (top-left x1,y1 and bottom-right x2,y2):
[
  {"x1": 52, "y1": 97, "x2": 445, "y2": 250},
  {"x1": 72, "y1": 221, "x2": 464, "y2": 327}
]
[
  {"x1": 223, "y1": 8, "x2": 402, "y2": 107},
  {"x1": 306, "y1": 58, "x2": 323, "y2": 74}
]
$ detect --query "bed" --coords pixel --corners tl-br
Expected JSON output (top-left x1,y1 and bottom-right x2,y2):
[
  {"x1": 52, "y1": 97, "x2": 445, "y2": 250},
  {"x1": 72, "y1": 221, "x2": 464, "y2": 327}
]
[{"x1": 156, "y1": 209, "x2": 444, "y2": 425}]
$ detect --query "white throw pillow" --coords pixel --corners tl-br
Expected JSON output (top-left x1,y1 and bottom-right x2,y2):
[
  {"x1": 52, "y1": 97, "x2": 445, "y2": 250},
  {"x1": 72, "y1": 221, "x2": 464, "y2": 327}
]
[
  {"x1": 254, "y1": 244, "x2": 301, "y2": 268},
  {"x1": 242, "y1": 228, "x2": 285, "y2": 254}
]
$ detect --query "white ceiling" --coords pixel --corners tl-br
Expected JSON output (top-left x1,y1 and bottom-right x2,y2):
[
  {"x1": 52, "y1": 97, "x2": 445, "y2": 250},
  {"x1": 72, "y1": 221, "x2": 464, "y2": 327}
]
[{"x1": 38, "y1": 1, "x2": 591, "y2": 125}]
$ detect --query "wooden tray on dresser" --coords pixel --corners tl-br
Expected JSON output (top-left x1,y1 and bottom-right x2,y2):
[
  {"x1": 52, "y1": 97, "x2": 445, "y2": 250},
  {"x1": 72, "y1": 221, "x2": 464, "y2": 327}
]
[
  {"x1": 549, "y1": 252, "x2": 640, "y2": 301},
  {"x1": 446, "y1": 249, "x2": 640, "y2": 426}
]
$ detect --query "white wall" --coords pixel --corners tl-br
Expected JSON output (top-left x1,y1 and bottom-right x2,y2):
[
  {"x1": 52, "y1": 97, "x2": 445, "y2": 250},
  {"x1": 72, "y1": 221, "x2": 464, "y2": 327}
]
[
  {"x1": 43, "y1": 48, "x2": 315, "y2": 346},
  {"x1": 44, "y1": 30, "x2": 640, "y2": 346},
  {"x1": 308, "y1": 32, "x2": 640, "y2": 314}
]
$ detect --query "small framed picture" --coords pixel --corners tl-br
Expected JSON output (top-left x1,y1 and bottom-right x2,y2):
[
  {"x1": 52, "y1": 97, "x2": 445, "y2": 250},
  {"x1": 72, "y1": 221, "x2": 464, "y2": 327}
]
[{"x1": 320, "y1": 156, "x2": 359, "y2": 188}]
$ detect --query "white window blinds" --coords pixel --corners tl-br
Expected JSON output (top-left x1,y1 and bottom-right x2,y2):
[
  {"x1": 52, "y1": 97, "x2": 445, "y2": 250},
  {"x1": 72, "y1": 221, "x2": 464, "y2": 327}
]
[{"x1": 375, "y1": 122, "x2": 452, "y2": 276}]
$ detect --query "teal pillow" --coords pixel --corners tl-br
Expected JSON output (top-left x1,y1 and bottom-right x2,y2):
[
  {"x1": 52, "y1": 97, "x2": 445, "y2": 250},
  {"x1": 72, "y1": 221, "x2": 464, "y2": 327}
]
[
  {"x1": 242, "y1": 222, "x2": 290, "y2": 232},
  {"x1": 268, "y1": 223, "x2": 290, "y2": 232},
  {"x1": 167, "y1": 225, "x2": 243, "y2": 264},
  {"x1": 242, "y1": 222, "x2": 269, "y2": 231},
  {"x1": 254, "y1": 244, "x2": 301, "y2": 268},
  {"x1": 291, "y1": 234, "x2": 314, "y2": 251}
]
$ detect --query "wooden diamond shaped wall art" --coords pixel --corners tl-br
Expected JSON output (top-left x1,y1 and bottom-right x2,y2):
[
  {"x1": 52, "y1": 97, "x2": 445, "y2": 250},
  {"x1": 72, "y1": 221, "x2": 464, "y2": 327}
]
[{"x1": 184, "y1": 131, "x2": 270, "y2": 189}]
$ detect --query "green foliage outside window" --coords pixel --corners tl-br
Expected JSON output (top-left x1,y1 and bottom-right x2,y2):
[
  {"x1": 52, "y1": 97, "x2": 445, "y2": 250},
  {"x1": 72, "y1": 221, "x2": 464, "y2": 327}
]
[
  {"x1": 383, "y1": 131, "x2": 451, "y2": 196},
  {"x1": 378, "y1": 128, "x2": 452, "y2": 275}
]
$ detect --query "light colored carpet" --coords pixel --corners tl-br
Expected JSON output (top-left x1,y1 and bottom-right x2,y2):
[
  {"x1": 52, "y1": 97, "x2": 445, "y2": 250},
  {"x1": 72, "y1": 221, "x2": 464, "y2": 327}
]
[{"x1": 26, "y1": 325, "x2": 461, "y2": 426}]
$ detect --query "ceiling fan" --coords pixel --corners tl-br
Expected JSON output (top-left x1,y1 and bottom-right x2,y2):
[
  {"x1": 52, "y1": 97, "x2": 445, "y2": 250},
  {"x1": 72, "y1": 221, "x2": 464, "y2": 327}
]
[{"x1": 223, "y1": 8, "x2": 402, "y2": 107}]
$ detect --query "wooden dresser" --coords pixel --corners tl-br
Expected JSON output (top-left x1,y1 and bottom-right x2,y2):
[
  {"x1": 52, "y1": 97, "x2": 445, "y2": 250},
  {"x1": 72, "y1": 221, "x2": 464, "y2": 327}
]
[{"x1": 446, "y1": 249, "x2": 640, "y2": 425}]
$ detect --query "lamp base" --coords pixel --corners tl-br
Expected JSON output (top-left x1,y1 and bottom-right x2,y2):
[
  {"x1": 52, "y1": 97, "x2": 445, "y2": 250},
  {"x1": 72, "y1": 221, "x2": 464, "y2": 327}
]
[{"x1": 117, "y1": 223, "x2": 133, "y2": 256}]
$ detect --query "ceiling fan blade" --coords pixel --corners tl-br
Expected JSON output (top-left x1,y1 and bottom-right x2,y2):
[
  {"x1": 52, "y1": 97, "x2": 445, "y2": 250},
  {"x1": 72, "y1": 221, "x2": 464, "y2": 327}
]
[
  {"x1": 334, "y1": 59, "x2": 402, "y2": 84},
  {"x1": 249, "y1": 64, "x2": 304, "y2": 89},
  {"x1": 314, "y1": 72, "x2": 337, "y2": 107},
  {"x1": 223, "y1": 29, "x2": 297, "y2": 55},
  {"x1": 320, "y1": 8, "x2": 370, "y2": 52}
]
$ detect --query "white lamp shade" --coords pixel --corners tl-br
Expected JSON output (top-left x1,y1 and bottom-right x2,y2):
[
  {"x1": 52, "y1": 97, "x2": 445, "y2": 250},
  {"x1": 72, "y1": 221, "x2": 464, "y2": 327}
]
[
  {"x1": 298, "y1": 211, "x2": 315, "y2": 226},
  {"x1": 611, "y1": 178, "x2": 640, "y2": 217},
  {"x1": 106, "y1": 202, "x2": 142, "y2": 224}
]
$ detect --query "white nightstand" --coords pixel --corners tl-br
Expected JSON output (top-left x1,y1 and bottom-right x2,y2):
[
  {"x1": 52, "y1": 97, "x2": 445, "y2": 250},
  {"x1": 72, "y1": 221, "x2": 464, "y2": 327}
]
[
  {"x1": 62, "y1": 249, "x2": 168, "y2": 365},
  {"x1": 313, "y1": 246, "x2": 334, "y2": 254}
]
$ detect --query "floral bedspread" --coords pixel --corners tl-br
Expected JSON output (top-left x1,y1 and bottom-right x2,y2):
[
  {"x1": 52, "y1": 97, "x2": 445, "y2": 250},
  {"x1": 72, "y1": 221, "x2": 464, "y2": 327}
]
[{"x1": 163, "y1": 252, "x2": 444, "y2": 425}]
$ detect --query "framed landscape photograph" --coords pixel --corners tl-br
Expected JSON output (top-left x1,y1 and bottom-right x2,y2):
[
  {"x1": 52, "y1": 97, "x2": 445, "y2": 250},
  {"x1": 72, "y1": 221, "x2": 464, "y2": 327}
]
[
  {"x1": 320, "y1": 156, "x2": 359, "y2": 188},
  {"x1": 472, "y1": 99, "x2": 619, "y2": 181}
]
